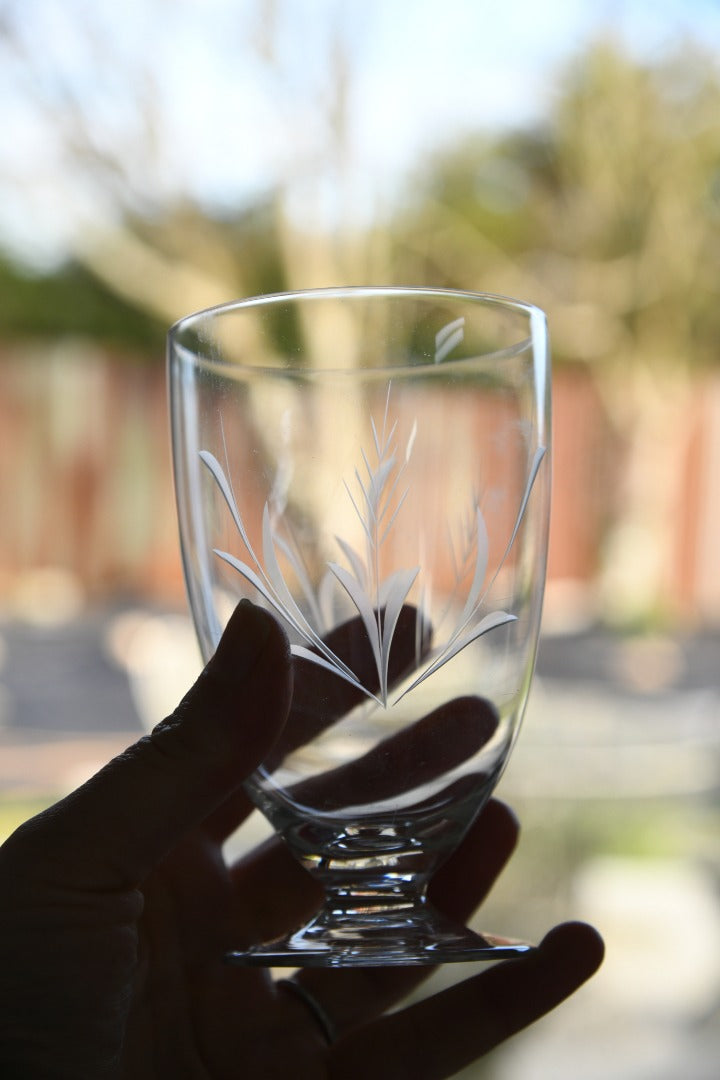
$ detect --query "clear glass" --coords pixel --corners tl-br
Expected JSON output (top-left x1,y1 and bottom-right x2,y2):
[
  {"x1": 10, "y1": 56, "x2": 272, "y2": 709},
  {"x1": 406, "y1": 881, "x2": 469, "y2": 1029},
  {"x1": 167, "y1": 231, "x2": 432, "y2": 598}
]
[{"x1": 169, "y1": 287, "x2": 550, "y2": 967}]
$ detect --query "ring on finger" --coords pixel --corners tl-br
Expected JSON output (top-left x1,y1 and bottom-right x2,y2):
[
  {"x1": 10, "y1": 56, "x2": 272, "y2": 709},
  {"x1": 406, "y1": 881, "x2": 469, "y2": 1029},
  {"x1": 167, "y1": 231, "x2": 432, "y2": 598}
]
[{"x1": 277, "y1": 978, "x2": 338, "y2": 1044}]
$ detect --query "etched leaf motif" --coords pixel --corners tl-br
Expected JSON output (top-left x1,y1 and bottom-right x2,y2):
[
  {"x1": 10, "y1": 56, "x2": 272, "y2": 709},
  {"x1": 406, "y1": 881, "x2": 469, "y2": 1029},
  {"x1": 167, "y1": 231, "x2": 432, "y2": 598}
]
[
  {"x1": 434, "y1": 317, "x2": 465, "y2": 364},
  {"x1": 272, "y1": 532, "x2": 326, "y2": 633},
  {"x1": 398, "y1": 610, "x2": 517, "y2": 700},
  {"x1": 201, "y1": 385, "x2": 546, "y2": 708},
  {"x1": 457, "y1": 506, "x2": 489, "y2": 628},
  {"x1": 501, "y1": 445, "x2": 546, "y2": 566},
  {"x1": 334, "y1": 536, "x2": 368, "y2": 590},
  {"x1": 213, "y1": 550, "x2": 288, "y2": 622},
  {"x1": 327, "y1": 559, "x2": 383, "y2": 681},
  {"x1": 199, "y1": 451, "x2": 249, "y2": 545},
  {"x1": 378, "y1": 566, "x2": 419, "y2": 701},
  {"x1": 291, "y1": 645, "x2": 382, "y2": 703}
]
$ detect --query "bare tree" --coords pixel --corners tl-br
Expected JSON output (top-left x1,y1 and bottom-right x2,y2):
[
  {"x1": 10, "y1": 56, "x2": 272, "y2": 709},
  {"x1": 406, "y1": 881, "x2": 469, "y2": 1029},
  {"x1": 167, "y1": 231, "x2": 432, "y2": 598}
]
[{"x1": 0, "y1": 0, "x2": 367, "y2": 321}]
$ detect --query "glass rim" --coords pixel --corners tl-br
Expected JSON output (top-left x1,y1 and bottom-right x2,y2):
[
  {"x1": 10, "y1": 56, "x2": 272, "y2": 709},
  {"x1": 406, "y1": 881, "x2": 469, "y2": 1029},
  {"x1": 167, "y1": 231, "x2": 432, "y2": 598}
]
[{"x1": 168, "y1": 285, "x2": 546, "y2": 341}]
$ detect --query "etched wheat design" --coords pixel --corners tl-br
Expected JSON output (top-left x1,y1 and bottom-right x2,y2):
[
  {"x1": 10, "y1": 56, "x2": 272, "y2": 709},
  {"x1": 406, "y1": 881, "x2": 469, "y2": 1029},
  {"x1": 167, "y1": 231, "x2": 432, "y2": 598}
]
[{"x1": 201, "y1": 385, "x2": 545, "y2": 708}]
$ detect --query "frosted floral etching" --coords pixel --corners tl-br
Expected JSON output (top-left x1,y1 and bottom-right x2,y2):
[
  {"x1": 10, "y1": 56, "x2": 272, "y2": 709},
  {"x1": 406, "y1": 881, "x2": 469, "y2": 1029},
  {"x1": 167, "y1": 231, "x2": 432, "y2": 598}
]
[{"x1": 200, "y1": 385, "x2": 545, "y2": 708}]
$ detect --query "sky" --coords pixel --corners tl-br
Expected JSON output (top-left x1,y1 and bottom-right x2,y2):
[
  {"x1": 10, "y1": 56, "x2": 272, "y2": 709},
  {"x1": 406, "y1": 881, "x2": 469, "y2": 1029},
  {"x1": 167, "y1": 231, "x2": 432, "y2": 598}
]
[{"x1": 2, "y1": 0, "x2": 720, "y2": 268}]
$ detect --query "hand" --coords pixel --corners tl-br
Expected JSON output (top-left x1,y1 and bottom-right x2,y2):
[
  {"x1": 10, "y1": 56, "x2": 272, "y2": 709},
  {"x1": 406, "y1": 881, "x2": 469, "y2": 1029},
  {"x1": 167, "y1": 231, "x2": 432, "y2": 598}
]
[{"x1": 0, "y1": 601, "x2": 603, "y2": 1079}]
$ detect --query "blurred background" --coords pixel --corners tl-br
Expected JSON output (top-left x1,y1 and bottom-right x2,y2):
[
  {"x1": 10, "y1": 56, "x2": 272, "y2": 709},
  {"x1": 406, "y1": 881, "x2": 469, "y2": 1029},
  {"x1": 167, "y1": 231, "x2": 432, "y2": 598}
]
[{"x1": 0, "y1": 0, "x2": 719, "y2": 1076}]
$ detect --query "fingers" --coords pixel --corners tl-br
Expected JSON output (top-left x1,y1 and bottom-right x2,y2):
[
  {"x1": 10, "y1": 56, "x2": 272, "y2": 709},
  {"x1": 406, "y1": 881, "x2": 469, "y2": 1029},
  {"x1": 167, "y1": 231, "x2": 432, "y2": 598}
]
[
  {"x1": 203, "y1": 605, "x2": 432, "y2": 843},
  {"x1": 264, "y1": 800, "x2": 519, "y2": 1034},
  {"x1": 286, "y1": 696, "x2": 497, "y2": 812},
  {"x1": 228, "y1": 835, "x2": 324, "y2": 948},
  {"x1": 273, "y1": 605, "x2": 430, "y2": 763},
  {"x1": 200, "y1": 786, "x2": 257, "y2": 845},
  {"x1": 226, "y1": 710, "x2": 504, "y2": 947},
  {"x1": 5, "y1": 602, "x2": 292, "y2": 891},
  {"x1": 427, "y1": 797, "x2": 519, "y2": 925},
  {"x1": 329, "y1": 922, "x2": 605, "y2": 1080}
]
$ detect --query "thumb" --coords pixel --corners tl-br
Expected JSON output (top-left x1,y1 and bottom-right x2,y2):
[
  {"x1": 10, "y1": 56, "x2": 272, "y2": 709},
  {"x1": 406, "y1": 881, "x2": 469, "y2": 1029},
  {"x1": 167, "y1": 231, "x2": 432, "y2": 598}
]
[{"x1": 11, "y1": 601, "x2": 291, "y2": 891}]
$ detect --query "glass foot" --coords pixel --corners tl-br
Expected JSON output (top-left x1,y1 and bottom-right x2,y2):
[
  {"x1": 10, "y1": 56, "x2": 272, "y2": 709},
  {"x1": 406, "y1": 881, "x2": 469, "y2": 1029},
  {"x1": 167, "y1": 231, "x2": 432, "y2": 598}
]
[{"x1": 226, "y1": 907, "x2": 534, "y2": 968}]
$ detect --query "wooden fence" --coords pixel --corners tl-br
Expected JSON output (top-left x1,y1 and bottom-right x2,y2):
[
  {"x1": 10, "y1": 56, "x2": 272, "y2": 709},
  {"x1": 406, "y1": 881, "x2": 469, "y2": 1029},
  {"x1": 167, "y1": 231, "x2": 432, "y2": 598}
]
[{"x1": 1, "y1": 342, "x2": 719, "y2": 625}]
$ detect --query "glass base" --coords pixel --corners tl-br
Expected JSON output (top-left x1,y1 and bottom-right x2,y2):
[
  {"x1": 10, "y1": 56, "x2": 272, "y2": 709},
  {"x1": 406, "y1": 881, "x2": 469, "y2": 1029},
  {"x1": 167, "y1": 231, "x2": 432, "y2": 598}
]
[{"x1": 226, "y1": 906, "x2": 534, "y2": 968}]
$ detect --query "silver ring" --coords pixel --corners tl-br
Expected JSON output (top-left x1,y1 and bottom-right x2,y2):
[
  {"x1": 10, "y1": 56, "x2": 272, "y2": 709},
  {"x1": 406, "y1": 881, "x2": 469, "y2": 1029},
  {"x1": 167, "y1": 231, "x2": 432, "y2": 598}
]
[{"x1": 277, "y1": 978, "x2": 338, "y2": 1044}]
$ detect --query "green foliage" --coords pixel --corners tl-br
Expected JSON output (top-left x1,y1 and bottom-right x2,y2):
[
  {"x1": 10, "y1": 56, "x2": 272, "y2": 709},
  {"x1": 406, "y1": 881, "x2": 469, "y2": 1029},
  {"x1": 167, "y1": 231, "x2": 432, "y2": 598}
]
[
  {"x1": 393, "y1": 39, "x2": 720, "y2": 370},
  {"x1": 0, "y1": 797, "x2": 55, "y2": 844},
  {"x1": 0, "y1": 256, "x2": 164, "y2": 351}
]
